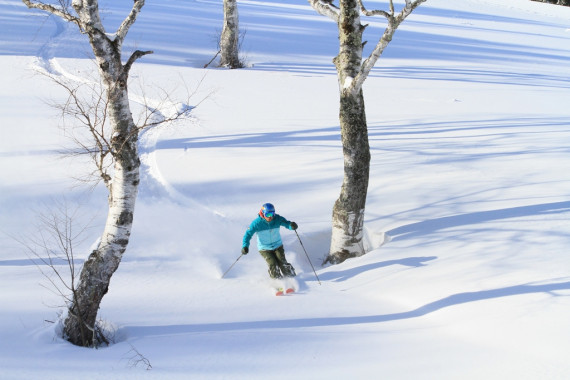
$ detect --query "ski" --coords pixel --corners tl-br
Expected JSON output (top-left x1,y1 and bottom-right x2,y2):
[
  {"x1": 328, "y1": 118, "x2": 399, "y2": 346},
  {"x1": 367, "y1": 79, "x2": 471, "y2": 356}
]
[{"x1": 275, "y1": 287, "x2": 295, "y2": 296}]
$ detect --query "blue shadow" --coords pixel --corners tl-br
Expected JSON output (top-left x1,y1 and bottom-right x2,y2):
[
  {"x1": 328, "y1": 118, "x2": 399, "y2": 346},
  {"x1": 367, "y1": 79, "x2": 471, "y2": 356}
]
[{"x1": 124, "y1": 280, "x2": 570, "y2": 337}]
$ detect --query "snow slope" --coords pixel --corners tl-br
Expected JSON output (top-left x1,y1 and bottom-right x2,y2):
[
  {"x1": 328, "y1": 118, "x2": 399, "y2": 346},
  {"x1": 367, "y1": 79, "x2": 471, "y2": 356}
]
[{"x1": 1, "y1": 0, "x2": 570, "y2": 379}]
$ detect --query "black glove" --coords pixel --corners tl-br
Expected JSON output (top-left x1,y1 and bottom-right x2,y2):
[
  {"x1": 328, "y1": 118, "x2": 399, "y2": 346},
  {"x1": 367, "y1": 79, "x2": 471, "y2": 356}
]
[
  {"x1": 290, "y1": 222, "x2": 298, "y2": 230},
  {"x1": 241, "y1": 247, "x2": 249, "y2": 255}
]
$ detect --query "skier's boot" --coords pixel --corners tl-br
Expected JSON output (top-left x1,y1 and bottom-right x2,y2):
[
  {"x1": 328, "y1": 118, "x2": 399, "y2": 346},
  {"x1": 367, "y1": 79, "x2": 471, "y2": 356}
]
[
  {"x1": 280, "y1": 263, "x2": 296, "y2": 278},
  {"x1": 268, "y1": 264, "x2": 283, "y2": 279}
]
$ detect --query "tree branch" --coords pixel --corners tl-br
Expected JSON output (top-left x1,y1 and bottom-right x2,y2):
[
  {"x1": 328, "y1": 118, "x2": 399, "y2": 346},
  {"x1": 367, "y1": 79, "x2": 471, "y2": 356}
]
[
  {"x1": 22, "y1": 0, "x2": 82, "y2": 29},
  {"x1": 115, "y1": 0, "x2": 146, "y2": 50},
  {"x1": 351, "y1": 0, "x2": 427, "y2": 94},
  {"x1": 123, "y1": 50, "x2": 154, "y2": 77},
  {"x1": 307, "y1": 0, "x2": 340, "y2": 22},
  {"x1": 357, "y1": 0, "x2": 391, "y2": 18}
]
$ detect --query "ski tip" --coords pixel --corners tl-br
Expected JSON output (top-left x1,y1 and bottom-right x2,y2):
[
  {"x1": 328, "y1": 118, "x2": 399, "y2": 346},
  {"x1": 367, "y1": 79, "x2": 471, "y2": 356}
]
[{"x1": 275, "y1": 288, "x2": 294, "y2": 296}]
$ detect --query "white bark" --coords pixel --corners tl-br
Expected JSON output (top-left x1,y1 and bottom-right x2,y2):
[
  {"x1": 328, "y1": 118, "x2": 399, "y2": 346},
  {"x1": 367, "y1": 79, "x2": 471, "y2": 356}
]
[
  {"x1": 326, "y1": 0, "x2": 370, "y2": 263},
  {"x1": 220, "y1": 0, "x2": 242, "y2": 68},
  {"x1": 308, "y1": 0, "x2": 427, "y2": 264},
  {"x1": 307, "y1": 0, "x2": 340, "y2": 21},
  {"x1": 22, "y1": 0, "x2": 151, "y2": 346}
]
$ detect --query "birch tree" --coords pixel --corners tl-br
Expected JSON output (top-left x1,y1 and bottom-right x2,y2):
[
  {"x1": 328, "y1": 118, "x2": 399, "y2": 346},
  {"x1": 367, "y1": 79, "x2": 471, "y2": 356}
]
[
  {"x1": 220, "y1": 0, "x2": 242, "y2": 68},
  {"x1": 22, "y1": 0, "x2": 151, "y2": 347},
  {"x1": 532, "y1": 0, "x2": 570, "y2": 5},
  {"x1": 308, "y1": 0, "x2": 427, "y2": 264}
]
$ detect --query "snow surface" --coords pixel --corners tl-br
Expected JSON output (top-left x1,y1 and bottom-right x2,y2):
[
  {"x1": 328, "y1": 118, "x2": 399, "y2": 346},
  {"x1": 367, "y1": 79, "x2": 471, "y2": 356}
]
[{"x1": 1, "y1": 0, "x2": 570, "y2": 378}]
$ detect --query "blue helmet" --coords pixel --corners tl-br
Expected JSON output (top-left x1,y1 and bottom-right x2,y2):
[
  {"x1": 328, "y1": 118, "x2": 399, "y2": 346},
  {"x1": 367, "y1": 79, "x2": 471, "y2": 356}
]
[{"x1": 260, "y1": 203, "x2": 275, "y2": 218}]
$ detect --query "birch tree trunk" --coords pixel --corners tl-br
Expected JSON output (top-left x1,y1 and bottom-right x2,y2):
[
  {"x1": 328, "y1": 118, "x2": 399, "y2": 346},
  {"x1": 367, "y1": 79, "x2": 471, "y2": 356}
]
[
  {"x1": 220, "y1": 0, "x2": 242, "y2": 68},
  {"x1": 65, "y1": 75, "x2": 141, "y2": 346},
  {"x1": 22, "y1": 0, "x2": 151, "y2": 346},
  {"x1": 328, "y1": 0, "x2": 370, "y2": 264},
  {"x1": 308, "y1": 0, "x2": 427, "y2": 265}
]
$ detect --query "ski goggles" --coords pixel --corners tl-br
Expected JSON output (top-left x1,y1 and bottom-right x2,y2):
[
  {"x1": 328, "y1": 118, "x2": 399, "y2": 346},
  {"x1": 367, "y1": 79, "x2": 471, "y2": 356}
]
[{"x1": 264, "y1": 211, "x2": 275, "y2": 218}]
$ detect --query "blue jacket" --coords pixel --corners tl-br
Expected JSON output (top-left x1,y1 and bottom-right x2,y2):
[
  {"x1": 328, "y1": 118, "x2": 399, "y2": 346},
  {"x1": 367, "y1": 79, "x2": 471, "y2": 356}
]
[{"x1": 242, "y1": 214, "x2": 294, "y2": 251}]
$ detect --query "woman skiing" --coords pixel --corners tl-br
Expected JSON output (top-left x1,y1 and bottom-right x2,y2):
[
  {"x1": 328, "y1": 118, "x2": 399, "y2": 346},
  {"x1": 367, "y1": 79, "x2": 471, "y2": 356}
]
[{"x1": 241, "y1": 203, "x2": 298, "y2": 279}]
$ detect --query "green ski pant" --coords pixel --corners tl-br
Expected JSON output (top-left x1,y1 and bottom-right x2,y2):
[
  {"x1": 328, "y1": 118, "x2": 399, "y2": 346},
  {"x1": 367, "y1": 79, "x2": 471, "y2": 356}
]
[{"x1": 259, "y1": 245, "x2": 296, "y2": 279}]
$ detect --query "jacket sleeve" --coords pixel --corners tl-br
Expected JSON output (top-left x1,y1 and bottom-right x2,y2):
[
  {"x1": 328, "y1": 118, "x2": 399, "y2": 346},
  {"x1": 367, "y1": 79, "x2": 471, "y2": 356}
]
[
  {"x1": 276, "y1": 215, "x2": 294, "y2": 230},
  {"x1": 242, "y1": 219, "x2": 257, "y2": 248}
]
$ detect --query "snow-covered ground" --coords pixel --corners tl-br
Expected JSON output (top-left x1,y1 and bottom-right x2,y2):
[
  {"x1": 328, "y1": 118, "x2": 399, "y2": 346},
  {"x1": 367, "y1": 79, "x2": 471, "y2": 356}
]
[{"x1": 1, "y1": 0, "x2": 570, "y2": 378}]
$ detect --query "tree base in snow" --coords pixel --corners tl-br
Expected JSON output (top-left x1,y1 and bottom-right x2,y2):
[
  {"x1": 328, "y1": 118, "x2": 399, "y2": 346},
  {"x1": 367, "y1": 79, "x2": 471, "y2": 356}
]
[{"x1": 323, "y1": 249, "x2": 354, "y2": 265}]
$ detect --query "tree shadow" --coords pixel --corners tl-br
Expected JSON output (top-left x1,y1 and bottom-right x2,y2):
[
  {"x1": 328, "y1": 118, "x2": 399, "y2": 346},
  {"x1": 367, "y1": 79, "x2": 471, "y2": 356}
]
[
  {"x1": 143, "y1": 126, "x2": 341, "y2": 153},
  {"x1": 319, "y1": 256, "x2": 437, "y2": 282},
  {"x1": 124, "y1": 280, "x2": 570, "y2": 338},
  {"x1": 386, "y1": 201, "x2": 570, "y2": 242},
  {"x1": 0, "y1": 257, "x2": 85, "y2": 267}
]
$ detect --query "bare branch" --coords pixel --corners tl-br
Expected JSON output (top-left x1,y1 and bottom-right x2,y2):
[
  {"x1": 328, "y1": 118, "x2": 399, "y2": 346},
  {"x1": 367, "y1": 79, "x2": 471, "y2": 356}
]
[
  {"x1": 123, "y1": 50, "x2": 154, "y2": 78},
  {"x1": 13, "y1": 200, "x2": 95, "y2": 310},
  {"x1": 35, "y1": 68, "x2": 114, "y2": 188},
  {"x1": 125, "y1": 344, "x2": 153, "y2": 370},
  {"x1": 134, "y1": 74, "x2": 211, "y2": 136},
  {"x1": 22, "y1": 0, "x2": 82, "y2": 29},
  {"x1": 115, "y1": 0, "x2": 146, "y2": 50},
  {"x1": 307, "y1": 0, "x2": 340, "y2": 22},
  {"x1": 351, "y1": 0, "x2": 427, "y2": 93},
  {"x1": 357, "y1": 0, "x2": 391, "y2": 18},
  {"x1": 204, "y1": 50, "x2": 221, "y2": 68}
]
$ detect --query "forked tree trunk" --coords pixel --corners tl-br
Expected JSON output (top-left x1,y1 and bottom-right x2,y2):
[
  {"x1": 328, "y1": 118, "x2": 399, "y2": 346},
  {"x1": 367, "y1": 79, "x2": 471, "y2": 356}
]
[
  {"x1": 22, "y1": 0, "x2": 150, "y2": 346},
  {"x1": 220, "y1": 0, "x2": 241, "y2": 68},
  {"x1": 64, "y1": 7, "x2": 146, "y2": 347},
  {"x1": 309, "y1": 0, "x2": 426, "y2": 264},
  {"x1": 325, "y1": 0, "x2": 370, "y2": 264}
]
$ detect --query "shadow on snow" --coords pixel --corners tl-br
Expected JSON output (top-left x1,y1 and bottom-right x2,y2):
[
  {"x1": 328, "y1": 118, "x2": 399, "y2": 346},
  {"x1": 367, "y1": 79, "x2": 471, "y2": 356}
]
[
  {"x1": 386, "y1": 201, "x2": 570, "y2": 242},
  {"x1": 319, "y1": 256, "x2": 438, "y2": 282},
  {"x1": 124, "y1": 280, "x2": 570, "y2": 337}
]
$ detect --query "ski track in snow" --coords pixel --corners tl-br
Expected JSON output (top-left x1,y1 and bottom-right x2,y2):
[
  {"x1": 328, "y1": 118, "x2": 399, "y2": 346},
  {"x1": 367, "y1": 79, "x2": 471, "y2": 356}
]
[
  {"x1": 135, "y1": 98, "x2": 229, "y2": 218},
  {"x1": 2, "y1": 0, "x2": 570, "y2": 378},
  {"x1": 25, "y1": 7, "x2": 223, "y2": 218},
  {"x1": 30, "y1": 13, "x2": 88, "y2": 82}
]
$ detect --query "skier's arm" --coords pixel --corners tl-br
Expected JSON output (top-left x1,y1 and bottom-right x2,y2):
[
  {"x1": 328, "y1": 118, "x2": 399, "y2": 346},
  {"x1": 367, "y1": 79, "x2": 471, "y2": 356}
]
[
  {"x1": 242, "y1": 221, "x2": 257, "y2": 248},
  {"x1": 276, "y1": 215, "x2": 297, "y2": 230}
]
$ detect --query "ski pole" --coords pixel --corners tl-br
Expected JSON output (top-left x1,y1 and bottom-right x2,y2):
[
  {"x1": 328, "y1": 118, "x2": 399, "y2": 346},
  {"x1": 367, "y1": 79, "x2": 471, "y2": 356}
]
[
  {"x1": 221, "y1": 254, "x2": 243, "y2": 279},
  {"x1": 295, "y1": 230, "x2": 321, "y2": 285}
]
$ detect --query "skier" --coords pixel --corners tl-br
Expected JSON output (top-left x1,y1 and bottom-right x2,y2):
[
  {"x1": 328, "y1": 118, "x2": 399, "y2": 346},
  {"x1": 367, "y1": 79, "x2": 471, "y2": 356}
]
[{"x1": 241, "y1": 203, "x2": 298, "y2": 279}]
